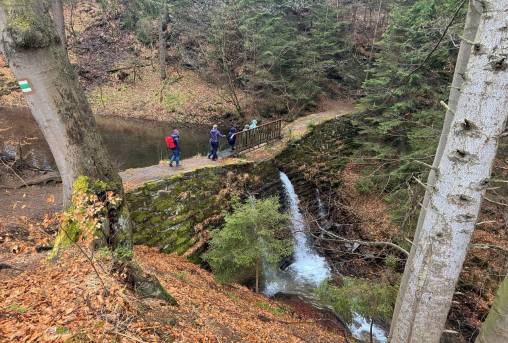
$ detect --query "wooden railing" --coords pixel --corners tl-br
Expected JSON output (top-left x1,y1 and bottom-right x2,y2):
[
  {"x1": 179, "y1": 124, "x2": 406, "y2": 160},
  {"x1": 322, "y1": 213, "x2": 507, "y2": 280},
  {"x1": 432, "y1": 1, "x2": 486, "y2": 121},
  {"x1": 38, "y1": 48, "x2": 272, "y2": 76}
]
[{"x1": 233, "y1": 119, "x2": 283, "y2": 154}]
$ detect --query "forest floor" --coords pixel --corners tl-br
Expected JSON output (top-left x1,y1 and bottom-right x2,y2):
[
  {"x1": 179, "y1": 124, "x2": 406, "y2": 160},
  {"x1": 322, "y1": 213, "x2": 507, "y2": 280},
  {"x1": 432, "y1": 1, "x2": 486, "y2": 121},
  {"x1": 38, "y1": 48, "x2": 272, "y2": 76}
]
[{"x1": 1, "y1": 235, "x2": 347, "y2": 342}]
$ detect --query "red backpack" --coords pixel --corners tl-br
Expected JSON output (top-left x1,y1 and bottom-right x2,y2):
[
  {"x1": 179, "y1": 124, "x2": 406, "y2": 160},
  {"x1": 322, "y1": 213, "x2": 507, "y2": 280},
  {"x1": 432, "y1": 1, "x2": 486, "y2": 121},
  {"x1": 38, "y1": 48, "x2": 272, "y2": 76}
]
[{"x1": 165, "y1": 136, "x2": 176, "y2": 149}]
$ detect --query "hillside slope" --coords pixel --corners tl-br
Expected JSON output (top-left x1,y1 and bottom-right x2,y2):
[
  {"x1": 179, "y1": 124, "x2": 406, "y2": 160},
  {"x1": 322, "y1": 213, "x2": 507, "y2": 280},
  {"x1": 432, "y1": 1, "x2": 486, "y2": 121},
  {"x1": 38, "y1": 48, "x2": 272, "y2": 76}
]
[{"x1": 1, "y1": 229, "x2": 346, "y2": 342}]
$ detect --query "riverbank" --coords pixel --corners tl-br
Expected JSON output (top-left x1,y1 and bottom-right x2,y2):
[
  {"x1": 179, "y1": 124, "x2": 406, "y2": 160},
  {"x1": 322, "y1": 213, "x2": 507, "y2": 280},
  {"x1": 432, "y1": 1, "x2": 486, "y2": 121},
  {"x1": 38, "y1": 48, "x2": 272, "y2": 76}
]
[
  {"x1": 121, "y1": 101, "x2": 355, "y2": 190},
  {"x1": 0, "y1": 239, "x2": 347, "y2": 342}
]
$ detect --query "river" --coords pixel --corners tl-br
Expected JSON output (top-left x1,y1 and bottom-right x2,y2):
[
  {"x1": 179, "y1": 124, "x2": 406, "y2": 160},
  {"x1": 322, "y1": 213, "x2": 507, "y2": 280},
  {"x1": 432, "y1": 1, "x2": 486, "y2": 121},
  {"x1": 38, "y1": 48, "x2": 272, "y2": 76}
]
[{"x1": 0, "y1": 107, "x2": 212, "y2": 171}]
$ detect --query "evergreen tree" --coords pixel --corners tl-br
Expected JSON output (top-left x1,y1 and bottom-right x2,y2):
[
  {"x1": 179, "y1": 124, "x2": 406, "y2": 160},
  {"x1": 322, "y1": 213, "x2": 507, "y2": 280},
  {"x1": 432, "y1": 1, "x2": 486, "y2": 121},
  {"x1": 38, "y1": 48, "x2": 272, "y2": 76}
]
[
  {"x1": 203, "y1": 197, "x2": 291, "y2": 293},
  {"x1": 208, "y1": 0, "x2": 356, "y2": 117},
  {"x1": 352, "y1": 0, "x2": 467, "y2": 235},
  {"x1": 317, "y1": 278, "x2": 397, "y2": 341}
]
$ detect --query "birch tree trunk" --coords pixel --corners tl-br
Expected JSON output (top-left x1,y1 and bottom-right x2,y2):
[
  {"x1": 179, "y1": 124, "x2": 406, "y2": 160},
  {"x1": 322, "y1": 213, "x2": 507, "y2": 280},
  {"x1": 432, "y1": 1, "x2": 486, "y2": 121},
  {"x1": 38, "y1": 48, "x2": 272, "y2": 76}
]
[
  {"x1": 0, "y1": 0, "x2": 130, "y2": 251},
  {"x1": 389, "y1": 0, "x2": 508, "y2": 341},
  {"x1": 159, "y1": 5, "x2": 168, "y2": 81},
  {"x1": 49, "y1": 0, "x2": 66, "y2": 48},
  {"x1": 476, "y1": 275, "x2": 508, "y2": 343},
  {"x1": 391, "y1": 0, "x2": 483, "y2": 333}
]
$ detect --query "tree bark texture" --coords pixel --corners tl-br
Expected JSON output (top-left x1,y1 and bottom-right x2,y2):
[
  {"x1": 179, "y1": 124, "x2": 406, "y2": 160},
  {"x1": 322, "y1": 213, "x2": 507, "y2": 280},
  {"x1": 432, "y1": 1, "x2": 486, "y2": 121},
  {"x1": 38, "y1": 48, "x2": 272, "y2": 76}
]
[
  {"x1": 0, "y1": 0, "x2": 121, "y2": 204},
  {"x1": 476, "y1": 275, "x2": 508, "y2": 343},
  {"x1": 49, "y1": 0, "x2": 66, "y2": 48},
  {"x1": 390, "y1": 0, "x2": 508, "y2": 341},
  {"x1": 391, "y1": 0, "x2": 483, "y2": 335}
]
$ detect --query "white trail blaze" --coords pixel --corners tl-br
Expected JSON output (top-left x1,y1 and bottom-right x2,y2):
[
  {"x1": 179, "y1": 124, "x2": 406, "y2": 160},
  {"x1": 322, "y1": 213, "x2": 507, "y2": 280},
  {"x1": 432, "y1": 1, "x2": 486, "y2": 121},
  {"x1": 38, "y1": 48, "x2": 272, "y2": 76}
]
[{"x1": 390, "y1": 0, "x2": 508, "y2": 341}]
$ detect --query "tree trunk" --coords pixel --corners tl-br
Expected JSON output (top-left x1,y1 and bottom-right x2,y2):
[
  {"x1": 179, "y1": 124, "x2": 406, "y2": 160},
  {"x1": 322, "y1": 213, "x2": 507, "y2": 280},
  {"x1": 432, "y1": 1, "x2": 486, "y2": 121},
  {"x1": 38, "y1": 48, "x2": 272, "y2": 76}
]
[
  {"x1": 370, "y1": 319, "x2": 374, "y2": 343},
  {"x1": 255, "y1": 258, "x2": 260, "y2": 293},
  {"x1": 392, "y1": 1, "x2": 483, "y2": 334},
  {"x1": 0, "y1": 3, "x2": 174, "y2": 303},
  {"x1": 364, "y1": 0, "x2": 383, "y2": 83},
  {"x1": 159, "y1": 5, "x2": 168, "y2": 81},
  {"x1": 476, "y1": 275, "x2": 508, "y2": 343},
  {"x1": 389, "y1": 1, "x2": 508, "y2": 341},
  {"x1": 0, "y1": 0, "x2": 130, "y2": 251},
  {"x1": 49, "y1": 0, "x2": 66, "y2": 48}
]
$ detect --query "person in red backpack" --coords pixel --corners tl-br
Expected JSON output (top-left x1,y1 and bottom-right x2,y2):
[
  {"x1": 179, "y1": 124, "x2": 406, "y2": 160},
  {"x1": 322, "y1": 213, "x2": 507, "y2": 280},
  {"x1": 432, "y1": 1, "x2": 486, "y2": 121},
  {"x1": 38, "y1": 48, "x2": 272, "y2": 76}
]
[{"x1": 165, "y1": 129, "x2": 180, "y2": 167}]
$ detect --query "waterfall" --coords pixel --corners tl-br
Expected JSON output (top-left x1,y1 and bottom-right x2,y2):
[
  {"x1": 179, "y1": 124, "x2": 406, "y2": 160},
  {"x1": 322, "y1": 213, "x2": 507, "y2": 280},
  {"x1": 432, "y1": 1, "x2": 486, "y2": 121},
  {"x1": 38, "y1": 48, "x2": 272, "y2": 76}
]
[
  {"x1": 264, "y1": 171, "x2": 388, "y2": 343},
  {"x1": 264, "y1": 172, "x2": 331, "y2": 296},
  {"x1": 279, "y1": 171, "x2": 331, "y2": 285}
]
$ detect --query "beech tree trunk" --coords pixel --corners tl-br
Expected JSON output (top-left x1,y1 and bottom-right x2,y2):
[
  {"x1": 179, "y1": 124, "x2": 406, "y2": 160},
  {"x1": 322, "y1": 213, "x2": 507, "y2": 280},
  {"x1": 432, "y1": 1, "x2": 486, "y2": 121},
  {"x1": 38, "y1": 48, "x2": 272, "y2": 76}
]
[
  {"x1": 409, "y1": 0, "x2": 483, "y2": 258},
  {"x1": 389, "y1": 1, "x2": 508, "y2": 341},
  {"x1": 49, "y1": 0, "x2": 66, "y2": 48},
  {"x1": 476, "y1": 275, "x2": 508, "y2": 343},
  {"x1": 0, "y1": 1, "x2": 120, "y2": 204},
  {"x1": 392, "y1": 0, "x2": 483, "y2": 333}
]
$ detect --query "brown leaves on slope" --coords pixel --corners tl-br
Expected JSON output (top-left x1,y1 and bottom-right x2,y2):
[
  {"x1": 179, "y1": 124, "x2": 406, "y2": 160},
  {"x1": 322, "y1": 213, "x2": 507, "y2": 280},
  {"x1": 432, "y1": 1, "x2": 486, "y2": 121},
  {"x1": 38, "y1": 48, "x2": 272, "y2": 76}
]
[
  {"x1": 134, "y1": 245, "x2": 346, "y2": 343},
  {"x1": 1, "y1": 243, "x2": 346, "y2": 342}
]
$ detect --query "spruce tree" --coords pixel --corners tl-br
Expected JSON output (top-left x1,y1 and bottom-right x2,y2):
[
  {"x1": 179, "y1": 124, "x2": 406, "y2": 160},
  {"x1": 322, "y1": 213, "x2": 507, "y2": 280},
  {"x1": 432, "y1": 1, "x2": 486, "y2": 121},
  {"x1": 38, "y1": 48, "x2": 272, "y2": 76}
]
[{"x1": 204, "y1": 197, "x2": 291, "y2": 293}]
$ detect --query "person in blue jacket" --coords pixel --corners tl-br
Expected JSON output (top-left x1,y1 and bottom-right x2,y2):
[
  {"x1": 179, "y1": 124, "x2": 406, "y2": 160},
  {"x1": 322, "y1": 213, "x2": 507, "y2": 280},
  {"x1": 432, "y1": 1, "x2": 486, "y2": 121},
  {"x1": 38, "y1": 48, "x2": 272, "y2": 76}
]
[
  {"x1": 168, "y1": 129, "x2": 180, "y2": 167},
  {"x1": 227, "y1": 126, "x2": 237, "y2": 151},
  {"x1": 208, "y1": 124, "x2": 225, "y2": 161}
]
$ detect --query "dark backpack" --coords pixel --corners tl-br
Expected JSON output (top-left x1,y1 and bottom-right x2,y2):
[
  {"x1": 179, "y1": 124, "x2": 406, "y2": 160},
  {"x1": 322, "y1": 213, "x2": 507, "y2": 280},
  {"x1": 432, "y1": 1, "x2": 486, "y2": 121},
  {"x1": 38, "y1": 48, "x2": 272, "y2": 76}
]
[{"x1": 165, "y1": 136, "x2": 176, "y2": 149}]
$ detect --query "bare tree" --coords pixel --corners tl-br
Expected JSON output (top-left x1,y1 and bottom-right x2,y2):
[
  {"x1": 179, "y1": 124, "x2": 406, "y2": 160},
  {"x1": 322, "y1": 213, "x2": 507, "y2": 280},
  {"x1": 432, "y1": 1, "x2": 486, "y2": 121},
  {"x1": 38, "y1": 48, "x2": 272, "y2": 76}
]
[
  {"x1": 392, "y1": 1, "x2": 483, "y2": 333},
  {"x1": 389, "y1": 0, "x2": 508, "y2": 341},
  {"x1": 0, "y1": 0, "x2": 129, "y2": 249}
]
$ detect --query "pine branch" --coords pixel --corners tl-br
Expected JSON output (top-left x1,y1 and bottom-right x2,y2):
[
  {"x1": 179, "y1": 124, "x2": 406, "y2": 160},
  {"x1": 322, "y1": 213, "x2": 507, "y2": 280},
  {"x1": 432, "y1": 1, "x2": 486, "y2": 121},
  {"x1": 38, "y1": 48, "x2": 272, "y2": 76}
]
[{"x1": 403, "y1": 0, "x2": 467, "y2": 82}]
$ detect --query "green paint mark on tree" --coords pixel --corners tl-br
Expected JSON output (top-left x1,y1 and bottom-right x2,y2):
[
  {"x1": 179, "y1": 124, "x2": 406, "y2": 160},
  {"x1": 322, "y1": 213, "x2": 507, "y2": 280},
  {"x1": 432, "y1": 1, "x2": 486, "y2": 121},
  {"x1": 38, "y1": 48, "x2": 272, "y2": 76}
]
[{"x1": 18, "y1": 80, "x2": 32, "y2": 93}]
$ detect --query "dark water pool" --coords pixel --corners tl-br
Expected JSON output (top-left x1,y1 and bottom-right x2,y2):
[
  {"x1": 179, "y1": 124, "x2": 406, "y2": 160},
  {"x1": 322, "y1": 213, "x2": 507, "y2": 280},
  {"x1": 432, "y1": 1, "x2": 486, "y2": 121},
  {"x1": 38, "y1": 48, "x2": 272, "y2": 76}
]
[{"x1": 0, "y1": 107, "x2": 212, "y2": 171}]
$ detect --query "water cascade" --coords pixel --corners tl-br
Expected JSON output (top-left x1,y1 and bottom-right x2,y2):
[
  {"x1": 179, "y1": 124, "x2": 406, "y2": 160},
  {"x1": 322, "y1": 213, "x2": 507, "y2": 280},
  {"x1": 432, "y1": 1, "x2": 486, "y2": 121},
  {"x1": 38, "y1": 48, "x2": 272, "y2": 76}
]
[{"x1": 265, "y1": 171, "x2": 387, "y2": 343}]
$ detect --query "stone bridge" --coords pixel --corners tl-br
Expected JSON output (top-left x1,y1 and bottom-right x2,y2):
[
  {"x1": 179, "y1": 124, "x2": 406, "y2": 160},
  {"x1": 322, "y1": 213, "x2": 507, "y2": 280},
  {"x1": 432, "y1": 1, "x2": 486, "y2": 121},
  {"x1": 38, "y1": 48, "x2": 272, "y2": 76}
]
[{"x1": 120, "y1": 103, "x2": 354, "y2": 257}]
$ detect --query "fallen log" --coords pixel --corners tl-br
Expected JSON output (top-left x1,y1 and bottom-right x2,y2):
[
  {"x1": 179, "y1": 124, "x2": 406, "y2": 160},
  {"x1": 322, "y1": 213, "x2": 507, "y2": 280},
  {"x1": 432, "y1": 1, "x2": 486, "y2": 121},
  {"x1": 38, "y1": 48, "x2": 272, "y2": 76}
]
[{"x1": 15, "y1": 171, "x2": 62, "y2": 188}]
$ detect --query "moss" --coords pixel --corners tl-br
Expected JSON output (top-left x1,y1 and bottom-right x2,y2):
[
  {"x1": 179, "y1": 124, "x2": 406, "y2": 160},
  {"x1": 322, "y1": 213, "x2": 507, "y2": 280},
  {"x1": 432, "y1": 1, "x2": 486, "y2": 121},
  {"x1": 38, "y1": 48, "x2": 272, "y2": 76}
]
[
  {"x1": 131, "y1": 210, "x2": 149, "y2": 223},
  {"x1": 149, "y1": 215, "x2": 163, "y2": 225},
  {"x1": 49, "y1": 214, "x2": 81, "y2": 260},
  {"x1": 4, "y1": 0, "x2": 61, "y2": 49},
  {"x1": 51, "y1": 175, "x2": 131, "y2": 258},
  {"x1": 73, "y1": 176, "x2": 90, "y2": 194},
  {"x1": 126, "y1": 163, "x2": 254, "y2": 257}
]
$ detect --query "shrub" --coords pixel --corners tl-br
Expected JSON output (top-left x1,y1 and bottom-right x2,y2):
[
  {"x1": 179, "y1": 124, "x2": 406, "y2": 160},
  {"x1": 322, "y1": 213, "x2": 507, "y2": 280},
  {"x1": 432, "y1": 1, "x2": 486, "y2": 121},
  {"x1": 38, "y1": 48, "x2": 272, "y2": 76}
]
[
  {"x1": 203, "y1": 196, "x2": 292, "y2": 292},
  {"x1": 316, "y1": 278, "x2": 398, "y2": 325}
]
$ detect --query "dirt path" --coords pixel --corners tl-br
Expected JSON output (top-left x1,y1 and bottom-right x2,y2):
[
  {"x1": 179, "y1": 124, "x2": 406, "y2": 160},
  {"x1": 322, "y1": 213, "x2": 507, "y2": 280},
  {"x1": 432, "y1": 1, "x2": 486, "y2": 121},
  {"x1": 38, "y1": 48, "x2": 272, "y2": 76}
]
[{"x1": 120, "y1": 101, "x2": 355, "y2": 191}]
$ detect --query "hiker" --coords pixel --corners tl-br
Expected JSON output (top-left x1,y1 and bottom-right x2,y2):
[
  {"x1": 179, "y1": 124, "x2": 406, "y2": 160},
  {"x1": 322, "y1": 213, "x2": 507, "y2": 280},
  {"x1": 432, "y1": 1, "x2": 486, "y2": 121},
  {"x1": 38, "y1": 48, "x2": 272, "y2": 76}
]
[
  {"x1": 227, "y1": 126, "x2": 237, "y2": 151},
  {"x1": 249, "y1": 119, "x2": 257, "y2": 129},
  {"x1": 207, "y1": 124, "x2": 225, "y2": 161},
  {"x1": 165, "y1": 129, "x2": 180, "y2": 167}
]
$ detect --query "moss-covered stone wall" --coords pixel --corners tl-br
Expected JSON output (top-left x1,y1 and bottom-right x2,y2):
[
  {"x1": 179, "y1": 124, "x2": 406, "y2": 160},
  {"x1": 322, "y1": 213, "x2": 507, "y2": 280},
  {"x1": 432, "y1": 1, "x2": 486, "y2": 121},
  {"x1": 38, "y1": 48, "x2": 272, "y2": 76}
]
[{"x1": 126, "y1": 163, "x2": 256, "y2": 257}]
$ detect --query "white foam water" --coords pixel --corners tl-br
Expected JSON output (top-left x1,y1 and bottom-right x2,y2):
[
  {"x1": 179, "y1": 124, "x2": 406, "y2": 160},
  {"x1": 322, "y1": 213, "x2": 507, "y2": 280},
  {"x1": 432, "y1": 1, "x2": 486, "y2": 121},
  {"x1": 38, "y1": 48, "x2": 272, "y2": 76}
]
[
  {"x1": 263, "y1": 171, "x2": 388, "y2": 342},
  {"x1": 350, "y1": 313, "x2": 388, "y2": 343},
  {"x1": 280, "y1": 172, "x2": 330, "y2": 283}
]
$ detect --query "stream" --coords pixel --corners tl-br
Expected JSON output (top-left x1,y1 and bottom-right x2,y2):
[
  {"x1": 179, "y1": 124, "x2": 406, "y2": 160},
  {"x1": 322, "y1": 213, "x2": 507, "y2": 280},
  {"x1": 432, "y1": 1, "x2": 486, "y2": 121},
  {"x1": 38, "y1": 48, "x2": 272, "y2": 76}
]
[
  {"x1": 266, "y1": 171, "x2": 388, "y2": 342},
  {"x1": 0, "y1": 107, "x2": 211, "y2": 171}
]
